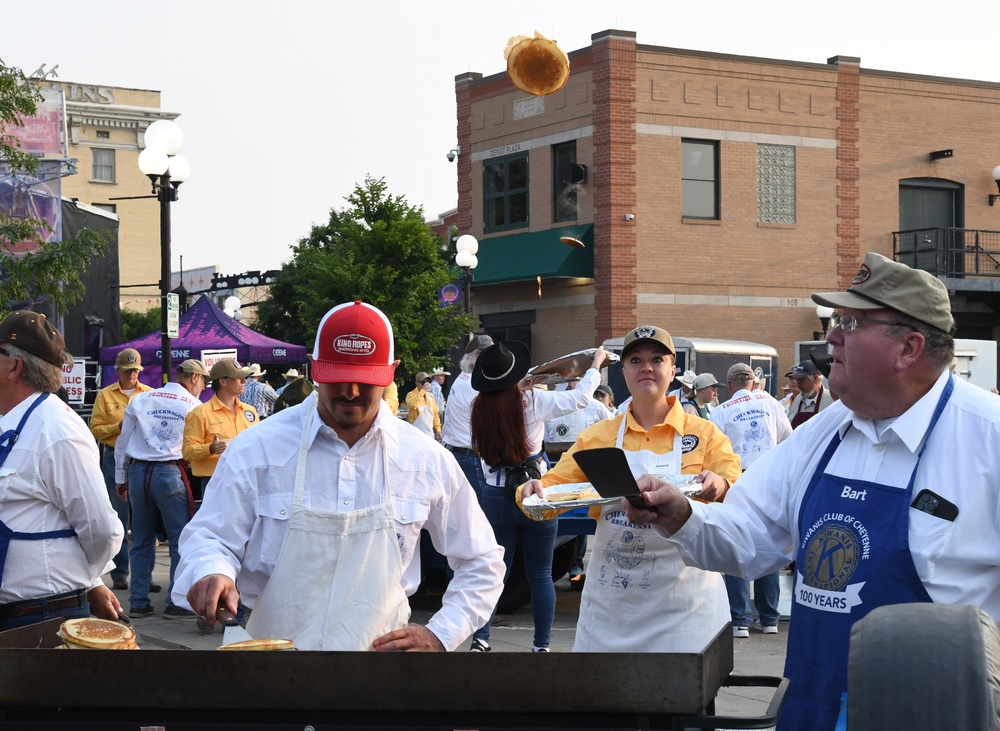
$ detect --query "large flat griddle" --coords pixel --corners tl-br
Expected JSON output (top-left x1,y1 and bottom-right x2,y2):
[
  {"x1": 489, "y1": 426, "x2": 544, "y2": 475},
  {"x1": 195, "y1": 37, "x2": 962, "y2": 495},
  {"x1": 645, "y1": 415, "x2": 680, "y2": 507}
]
[{"x1": 0, "y1": 620, "x2": 786, "y2": 729}]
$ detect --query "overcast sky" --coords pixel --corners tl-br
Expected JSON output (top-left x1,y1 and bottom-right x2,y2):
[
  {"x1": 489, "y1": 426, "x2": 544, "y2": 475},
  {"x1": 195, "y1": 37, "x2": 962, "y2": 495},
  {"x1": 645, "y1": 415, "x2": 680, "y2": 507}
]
[{"x1": 5, "y1": 0, "x2": 1000, "y2": 274}]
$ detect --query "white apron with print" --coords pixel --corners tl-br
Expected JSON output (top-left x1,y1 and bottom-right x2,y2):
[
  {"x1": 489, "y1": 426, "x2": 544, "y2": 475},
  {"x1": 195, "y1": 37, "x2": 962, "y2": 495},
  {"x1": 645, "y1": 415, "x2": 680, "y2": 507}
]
[
  {"x1": 246, "y1": 399, "x2": 411, "y2": 650},
  {"x1": 573, "y1": 416, "x2": 729, "y2": 652}
]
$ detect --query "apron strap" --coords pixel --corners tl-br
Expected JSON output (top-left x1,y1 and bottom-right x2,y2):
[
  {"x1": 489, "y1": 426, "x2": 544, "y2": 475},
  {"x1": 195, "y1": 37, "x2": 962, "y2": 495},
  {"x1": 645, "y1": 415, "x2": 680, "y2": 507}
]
[{"x1": 0, "y1": 393, "x2": 48, "y2": 469}]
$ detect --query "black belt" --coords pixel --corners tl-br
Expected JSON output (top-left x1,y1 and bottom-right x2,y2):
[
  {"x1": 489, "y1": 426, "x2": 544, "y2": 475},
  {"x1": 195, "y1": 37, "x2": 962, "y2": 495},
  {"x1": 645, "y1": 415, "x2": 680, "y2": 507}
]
[
  {"x1": 0, "y1": 589, "x2": 87, "y2": 621},
  {"x1": 131, "y1": 459, "x2": 180, "y2": 465},
  {"x1": 444, "y1": 445, "x2": 478, "y2": 457}
]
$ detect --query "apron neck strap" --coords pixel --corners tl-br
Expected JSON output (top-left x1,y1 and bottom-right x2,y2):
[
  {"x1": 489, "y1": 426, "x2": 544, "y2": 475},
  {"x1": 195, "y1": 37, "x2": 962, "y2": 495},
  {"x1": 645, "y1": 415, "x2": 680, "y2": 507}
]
[{"x1": 0, "y1": 393, "x2": 48, "y2": 470}]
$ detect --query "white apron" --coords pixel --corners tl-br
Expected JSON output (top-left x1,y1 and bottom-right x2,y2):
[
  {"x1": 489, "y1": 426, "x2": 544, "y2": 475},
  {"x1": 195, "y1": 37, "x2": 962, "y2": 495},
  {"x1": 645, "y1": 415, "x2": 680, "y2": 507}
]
[
  {"x1": 573, "y1": 415, "x2": 729, "y2": 652},
  {"x1": 246, "y1": 399, "x2": 411, "y2": 650},
  {"x1": 413, "y1": 392, "x2": 434, "y2": 436}
]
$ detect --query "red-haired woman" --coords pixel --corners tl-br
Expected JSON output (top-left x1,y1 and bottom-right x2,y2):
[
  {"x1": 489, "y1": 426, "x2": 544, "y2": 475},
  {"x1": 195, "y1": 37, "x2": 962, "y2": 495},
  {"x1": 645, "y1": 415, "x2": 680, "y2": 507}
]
[{"x1": 468, "y1": 341, "x2": 606, "y2": 652}]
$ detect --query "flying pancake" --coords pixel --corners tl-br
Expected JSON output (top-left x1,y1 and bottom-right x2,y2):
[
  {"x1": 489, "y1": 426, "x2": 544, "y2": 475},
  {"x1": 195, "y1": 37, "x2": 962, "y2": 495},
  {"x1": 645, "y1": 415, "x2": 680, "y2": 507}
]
[{"x1": 504, "y1": 32, "x2": 570, "y2": 97}]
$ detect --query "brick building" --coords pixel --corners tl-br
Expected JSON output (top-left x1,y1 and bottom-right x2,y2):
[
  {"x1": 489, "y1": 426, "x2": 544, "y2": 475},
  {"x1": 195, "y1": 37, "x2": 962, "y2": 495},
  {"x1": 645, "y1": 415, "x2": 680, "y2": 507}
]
[
  {"x1": 452, "y1": 29, "x2": 1000, "y2": 373},
  {"x1": 49, "y1": 80, "x2": 181, "y2": 312}
]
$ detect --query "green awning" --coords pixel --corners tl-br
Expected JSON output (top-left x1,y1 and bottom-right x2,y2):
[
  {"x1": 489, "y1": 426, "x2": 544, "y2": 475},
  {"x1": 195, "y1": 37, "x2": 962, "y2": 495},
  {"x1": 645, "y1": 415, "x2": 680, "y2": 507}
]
[{"x1": 473, "y1": 224, "x2": 594, "y2": 285}]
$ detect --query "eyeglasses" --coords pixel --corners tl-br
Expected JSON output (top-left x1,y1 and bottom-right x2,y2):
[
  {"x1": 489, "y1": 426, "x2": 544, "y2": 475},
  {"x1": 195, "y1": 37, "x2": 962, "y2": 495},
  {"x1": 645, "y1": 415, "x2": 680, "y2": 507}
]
[
  {"x1": 830, "y1": 312, "x2": 916, "y2": 333},
  {"x1": 421, "y1": 379, "x2": 432, "y2": 384}
]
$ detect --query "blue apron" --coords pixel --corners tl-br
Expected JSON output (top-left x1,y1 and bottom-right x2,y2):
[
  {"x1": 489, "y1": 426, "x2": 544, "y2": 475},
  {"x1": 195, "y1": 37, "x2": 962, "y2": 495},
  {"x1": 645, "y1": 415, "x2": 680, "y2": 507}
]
[
  {"x1": 0, "y1": 394, "x2": 77, "y2": 589},
  {"x1": 780, "y1": 376, "x2": 952, "y2": 731}
]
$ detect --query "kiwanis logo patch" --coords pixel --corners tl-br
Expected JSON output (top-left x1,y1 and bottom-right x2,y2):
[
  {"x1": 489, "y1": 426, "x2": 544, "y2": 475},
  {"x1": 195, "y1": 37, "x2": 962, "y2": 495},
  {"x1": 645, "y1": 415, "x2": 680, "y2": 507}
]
[
  {"x1": 244, "y1": 410, "x2": 256, "y2": 422},
  {"x1": 796, "y1": 513, "x2": 869, "y2": 613},
  {"x1": 681, "y1": 435, "x2": 699, "y2": 454}
]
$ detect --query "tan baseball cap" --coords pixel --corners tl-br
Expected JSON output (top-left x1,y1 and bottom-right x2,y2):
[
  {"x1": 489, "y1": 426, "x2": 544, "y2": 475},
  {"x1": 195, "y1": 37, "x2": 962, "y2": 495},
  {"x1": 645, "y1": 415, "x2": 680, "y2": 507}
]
[
  {"x1": 621, "y1": 325, "x2": 675, "y2": 359},
  {"x1": 177, "y1": 359, "x2": 210, "y2": 376},
  {"x1": 115, "y1": 347, "x2": 143, "y2": 371},
  {"x1": 812, "y1": 252, "x2": 955, "y2": 335},
  {"x1": 209, "y1": 359, "x2": 252, "y2": 380}
]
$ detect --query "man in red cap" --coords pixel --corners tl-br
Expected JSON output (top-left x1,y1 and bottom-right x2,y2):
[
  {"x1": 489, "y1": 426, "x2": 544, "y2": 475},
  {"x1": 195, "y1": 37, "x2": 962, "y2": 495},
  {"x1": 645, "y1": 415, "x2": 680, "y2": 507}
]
[{"x1": 173, "y1": 301, "x2": 504, "y2": 651}]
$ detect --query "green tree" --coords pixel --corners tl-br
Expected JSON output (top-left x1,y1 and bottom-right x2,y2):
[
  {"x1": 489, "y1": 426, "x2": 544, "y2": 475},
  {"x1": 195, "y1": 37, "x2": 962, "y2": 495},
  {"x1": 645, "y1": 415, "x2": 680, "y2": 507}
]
[
  {"x1": 0, "y1": 59, "x2": 107, "y2": 315},
  {"x1": 256, "y1": 176, "x2": 473, "y2": 384},
  {"x1": 121, "y1": 306, "x2": 161, "y2": 341}
]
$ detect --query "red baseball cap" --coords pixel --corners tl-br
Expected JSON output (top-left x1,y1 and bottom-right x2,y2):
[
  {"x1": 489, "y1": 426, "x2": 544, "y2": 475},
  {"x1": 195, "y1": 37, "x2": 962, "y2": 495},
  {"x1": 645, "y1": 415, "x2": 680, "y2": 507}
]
[{"x1": 310, "y1": 301, "x2": 395, "y2": 386}]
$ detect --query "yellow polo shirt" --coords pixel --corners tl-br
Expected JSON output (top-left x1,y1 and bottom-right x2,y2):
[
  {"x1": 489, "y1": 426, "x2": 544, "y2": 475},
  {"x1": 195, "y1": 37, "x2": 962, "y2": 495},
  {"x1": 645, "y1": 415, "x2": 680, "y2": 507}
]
[
  {"x1": 89, "y1": 381, "x2": 154, "y2": 447},
  {"x1": 518, "y1": 395, "x2": 741, "y2": 519},
  {"x1": 182, "y1": 395, "x2": 259, "y2": 477}
]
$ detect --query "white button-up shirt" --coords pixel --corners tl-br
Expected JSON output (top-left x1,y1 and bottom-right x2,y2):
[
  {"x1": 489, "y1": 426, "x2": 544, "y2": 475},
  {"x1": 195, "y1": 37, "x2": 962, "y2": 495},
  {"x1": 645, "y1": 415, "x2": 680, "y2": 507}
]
[
  {"x1": 115, "y1": 382, "x2": 203, "y2": 483},
  {"x1": 172, "y1": 398, "x2": 505, "y2": 650},
  {"x1": 0, "y1": 393, "x2": 123, "y2": 602},
  {"x1": 440, "y1": 371, "x2": 475, "y2": 449},
  {"x1": 668, "y1": 370, "x2": 1000, "y2": 622}
]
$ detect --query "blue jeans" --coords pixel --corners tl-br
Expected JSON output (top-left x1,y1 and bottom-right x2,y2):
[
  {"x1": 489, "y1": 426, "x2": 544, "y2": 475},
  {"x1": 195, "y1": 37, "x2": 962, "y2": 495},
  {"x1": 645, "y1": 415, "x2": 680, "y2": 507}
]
[
  {"x1": 101, "y1": 446, "x2": 130, "y2": 581},
  {"x1": 473, "y1": 482, "x2": 558, "y2": 649},
  {"x1": 448, "y1": 449, "x2": 486, "y2": 501},
  {"x1": 127, "y1": 461, "x2": 191, "y2": 609},
  {"x1": 0, "y1": 596, "x2": 90, "y2": 633},
  {"x1": 724, "y1": 572, "x2": 780, "y2": 626}
]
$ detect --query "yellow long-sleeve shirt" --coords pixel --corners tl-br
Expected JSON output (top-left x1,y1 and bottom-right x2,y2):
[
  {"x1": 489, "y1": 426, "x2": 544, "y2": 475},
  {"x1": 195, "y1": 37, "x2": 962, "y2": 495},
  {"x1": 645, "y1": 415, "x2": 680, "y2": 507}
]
[
  {"x1": 89, "y1": 381, "x2": 154, "y2": 447},
  {"x1": 405, "y1": 386, "x2": 440, "y2": 432},
  {"x1": 518, "y1": 395, "x2": 741, "y2": 520},
  {"x1": 182, "y1": 395, "x2": 259, "y2": 477}
]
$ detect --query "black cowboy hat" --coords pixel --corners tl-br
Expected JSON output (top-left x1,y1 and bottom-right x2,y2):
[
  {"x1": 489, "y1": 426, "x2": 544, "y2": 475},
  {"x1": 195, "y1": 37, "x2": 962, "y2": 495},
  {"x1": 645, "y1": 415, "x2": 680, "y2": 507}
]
[{"x1": 472, "y1": 341, "x2": 532, "y2": 393}]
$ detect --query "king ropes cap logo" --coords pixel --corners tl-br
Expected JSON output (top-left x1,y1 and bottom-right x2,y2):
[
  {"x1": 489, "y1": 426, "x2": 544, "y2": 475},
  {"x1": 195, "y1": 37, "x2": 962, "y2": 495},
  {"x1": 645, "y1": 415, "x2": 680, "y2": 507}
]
[
  {"x1": 852, "y1": 263, "x2": 872, "y2": 286},
  {"x1": 333, "y1": 333, "x2": 376, "y2": 357}
]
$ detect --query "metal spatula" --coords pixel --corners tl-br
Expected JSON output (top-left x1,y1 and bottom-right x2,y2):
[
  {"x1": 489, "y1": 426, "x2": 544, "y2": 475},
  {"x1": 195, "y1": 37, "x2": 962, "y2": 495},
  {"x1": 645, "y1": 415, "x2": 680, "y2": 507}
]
[{"x1": 217, "y1": 605, "x2": 253, "y2": 645}]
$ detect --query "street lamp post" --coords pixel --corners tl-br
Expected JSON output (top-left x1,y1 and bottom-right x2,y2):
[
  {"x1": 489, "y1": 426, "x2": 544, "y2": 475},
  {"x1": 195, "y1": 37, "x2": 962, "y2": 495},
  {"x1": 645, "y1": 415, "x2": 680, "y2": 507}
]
[
  {"x1": 454, "y1": 234, "x2": 479, "y2": 315},
  {"x1": 815, "y1": 304, "x2": 834, "y2": 340},
  {"x1": 137, "y1": 120, "x2": 190, "y2": 384}
]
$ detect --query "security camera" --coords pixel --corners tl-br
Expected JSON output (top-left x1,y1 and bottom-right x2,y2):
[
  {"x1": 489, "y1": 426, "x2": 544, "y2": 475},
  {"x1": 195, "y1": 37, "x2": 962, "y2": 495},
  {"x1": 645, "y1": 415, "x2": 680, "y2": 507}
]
[
  {"x1": 446, "y1": 151, "x2": 456, "y2": 162},
  {"x1": 446, "y1": 145, "x2": 461, "y2": 163}
]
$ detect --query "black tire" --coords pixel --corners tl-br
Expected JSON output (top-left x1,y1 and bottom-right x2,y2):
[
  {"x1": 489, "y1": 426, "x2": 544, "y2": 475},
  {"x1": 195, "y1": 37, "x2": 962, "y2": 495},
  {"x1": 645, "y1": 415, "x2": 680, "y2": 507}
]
[
  {"x1": 848, "y1": 603, "x2": 1000, "y2": 731},
  {"x1": 495, "y1": 538, "x2": 580, "y2": 615}
]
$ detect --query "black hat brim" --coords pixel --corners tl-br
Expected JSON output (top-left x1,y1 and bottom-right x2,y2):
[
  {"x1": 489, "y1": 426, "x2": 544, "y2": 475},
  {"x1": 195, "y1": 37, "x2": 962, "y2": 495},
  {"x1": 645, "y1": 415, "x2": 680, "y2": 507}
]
[{"x1": 472, "y1": 341, "x2": 532, "y2": 392}]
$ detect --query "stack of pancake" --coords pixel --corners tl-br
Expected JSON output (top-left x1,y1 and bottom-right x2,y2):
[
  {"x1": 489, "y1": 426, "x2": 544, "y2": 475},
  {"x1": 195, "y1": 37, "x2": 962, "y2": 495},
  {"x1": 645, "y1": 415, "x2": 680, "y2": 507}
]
[{"x1": 56, "y1": 618, "x2": 139, "y2": 650}]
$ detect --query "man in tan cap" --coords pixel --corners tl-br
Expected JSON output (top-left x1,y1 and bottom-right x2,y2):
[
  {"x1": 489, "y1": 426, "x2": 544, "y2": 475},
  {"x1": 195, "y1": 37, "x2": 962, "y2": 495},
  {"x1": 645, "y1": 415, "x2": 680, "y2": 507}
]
[
  {"x1": 622, "y1": 252, "x2": 1000, "y2": 731},
  {"x1": 405, "y1": 371, "x2": 440, "y2": 439},
  {"x1": 115, "y1": 359, "x2": 209, "y2": 617},
  {"x1": 89, "y1": 346, "x2": 154, "y2": 590},
  {"x1": 0, "y1": 311, "x2": 125, "y2": 629},
  {"x1": 182, "y1": 359, "x2": 258, "y2": 491}
]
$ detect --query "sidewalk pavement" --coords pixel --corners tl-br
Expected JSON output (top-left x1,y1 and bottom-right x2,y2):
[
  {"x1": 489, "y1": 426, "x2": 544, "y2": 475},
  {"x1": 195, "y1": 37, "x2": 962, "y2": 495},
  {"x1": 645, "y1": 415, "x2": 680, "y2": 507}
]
[{"x1": 117, "y1": 543, "x2": 788, "y2": 721}]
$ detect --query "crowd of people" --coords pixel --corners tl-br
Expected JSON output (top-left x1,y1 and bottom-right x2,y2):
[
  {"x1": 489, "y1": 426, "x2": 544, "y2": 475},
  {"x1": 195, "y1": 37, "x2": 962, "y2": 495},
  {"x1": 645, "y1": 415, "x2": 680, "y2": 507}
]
[{"x1": 2, "y1": 251, "x2": 999, "y2": 731}]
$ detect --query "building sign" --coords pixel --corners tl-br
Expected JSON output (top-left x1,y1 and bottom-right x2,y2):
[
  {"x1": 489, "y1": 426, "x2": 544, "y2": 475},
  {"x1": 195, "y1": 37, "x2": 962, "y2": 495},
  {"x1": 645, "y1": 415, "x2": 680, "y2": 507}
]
[
  {"x1": 9, "y1": 86, "x2": 63, "y2": 155},
  {"x1": 63, "y1": 84, "x2": 116, "y2": 104},
  {"x1": 489, "y1": 143, "x2": 522, "y2": 158},
  {"x1": 62, "y1": 359, "x2": 86, "y2": 404}
]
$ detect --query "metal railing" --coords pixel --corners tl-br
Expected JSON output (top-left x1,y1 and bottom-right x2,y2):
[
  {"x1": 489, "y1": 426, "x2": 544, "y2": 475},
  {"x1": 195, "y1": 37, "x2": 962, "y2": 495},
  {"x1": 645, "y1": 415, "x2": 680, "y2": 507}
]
[{"x1": 893, "y1": 228, "x2": 1000, "y2": 279}]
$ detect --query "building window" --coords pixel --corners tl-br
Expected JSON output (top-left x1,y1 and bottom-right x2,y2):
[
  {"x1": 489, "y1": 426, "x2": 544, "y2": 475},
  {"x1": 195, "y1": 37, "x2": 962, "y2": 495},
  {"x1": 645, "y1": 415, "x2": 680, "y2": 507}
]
[
  {"x1": 758, "y1": 144, "x2": 796, "y2": 224},
  {"x1": 484, "y1": 152, "x2": 528, "y2": 232},
  {"x1": 96, "y1": 130, "x2": 110, "y2": 139},
  {"x1": 552, "y1": 141, "x2": 577, "y2": 222},
  {"x1": 92, "y1": 148, "x2": 115, "y2": 183},
  {"x1": 681, "y1": 140, "x2": 718, "y2": 219},
  {"x1": 92, "y1": 203, "x2": 116, "y2": 214}
]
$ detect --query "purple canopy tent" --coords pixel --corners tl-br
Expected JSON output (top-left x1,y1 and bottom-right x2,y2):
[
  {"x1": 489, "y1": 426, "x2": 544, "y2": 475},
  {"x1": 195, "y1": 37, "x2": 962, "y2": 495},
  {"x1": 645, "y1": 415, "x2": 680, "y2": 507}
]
[{"x1": 98, "y1": 295, "x2": 308, "y2": 390}]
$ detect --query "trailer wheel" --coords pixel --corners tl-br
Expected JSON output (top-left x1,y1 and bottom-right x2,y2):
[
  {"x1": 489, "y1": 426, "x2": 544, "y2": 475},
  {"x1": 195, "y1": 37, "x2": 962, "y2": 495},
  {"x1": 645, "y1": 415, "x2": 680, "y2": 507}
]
[{"x1": 848, "y1": 603, "x2": 1000, "y2": 731}]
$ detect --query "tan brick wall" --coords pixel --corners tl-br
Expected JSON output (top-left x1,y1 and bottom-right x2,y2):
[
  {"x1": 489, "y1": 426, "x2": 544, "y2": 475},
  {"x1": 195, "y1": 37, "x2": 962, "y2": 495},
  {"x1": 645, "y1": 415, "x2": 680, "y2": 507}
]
[{"x1": 458, "y1": 36, "x2": 1000, "y2": 376}]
